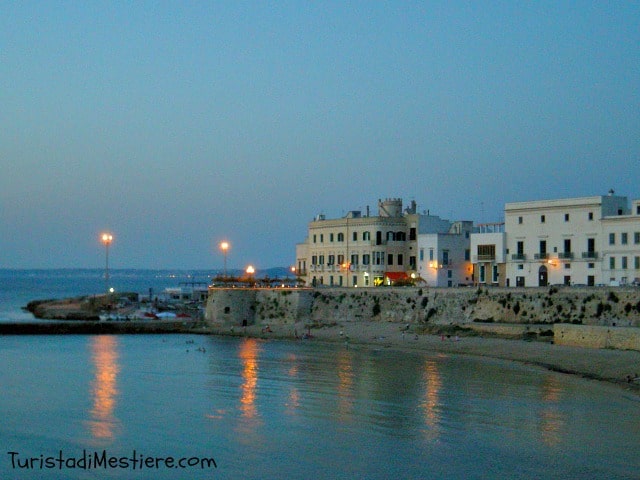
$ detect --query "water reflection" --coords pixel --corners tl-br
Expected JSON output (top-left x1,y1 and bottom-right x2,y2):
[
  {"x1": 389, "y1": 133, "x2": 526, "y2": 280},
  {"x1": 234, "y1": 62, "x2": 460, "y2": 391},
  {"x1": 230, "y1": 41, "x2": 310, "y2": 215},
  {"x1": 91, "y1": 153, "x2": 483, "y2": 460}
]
[
  {"x1": 238, "y1": 338, "x2": 260, "y2": 419},
  {"x1": 285, "y1": 354, "x2": 300, "y2": 415},
  {"x1": 421, "y1": 358, "x2": 443, "y2": 442},
  {"x1": 87, "y1": 335, "x2": 120, "y2": 443},
  {"x1": 336, "y1": 350, "x2": 354, "y2": 420},
  {"x1": 538, "y1": 375, "x2": 566, "y2": 446}
]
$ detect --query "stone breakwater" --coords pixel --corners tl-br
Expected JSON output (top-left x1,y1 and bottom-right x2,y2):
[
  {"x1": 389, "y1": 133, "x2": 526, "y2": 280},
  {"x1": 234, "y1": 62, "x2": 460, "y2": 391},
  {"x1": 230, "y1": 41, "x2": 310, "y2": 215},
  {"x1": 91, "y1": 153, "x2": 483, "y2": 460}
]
[{"x1": 205, "y1": 286, "x2": 640, "y2": 351}]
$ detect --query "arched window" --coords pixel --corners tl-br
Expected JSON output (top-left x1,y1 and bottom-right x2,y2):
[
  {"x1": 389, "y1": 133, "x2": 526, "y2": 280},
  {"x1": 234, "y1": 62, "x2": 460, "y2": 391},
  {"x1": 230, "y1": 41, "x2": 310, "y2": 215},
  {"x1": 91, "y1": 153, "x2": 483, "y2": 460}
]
[
  {"x1": 387, "y1": 231, "x2": 395, "y2": 241},
  {"x1": 396, "y1": 231, "x2": 406, "y2": 241},
  {"x1": 363, "y1": 231, "x2": 371, "y2": 241},
  {"x1": 337, "y1": 232, "x2": 344, "y2": 242}
]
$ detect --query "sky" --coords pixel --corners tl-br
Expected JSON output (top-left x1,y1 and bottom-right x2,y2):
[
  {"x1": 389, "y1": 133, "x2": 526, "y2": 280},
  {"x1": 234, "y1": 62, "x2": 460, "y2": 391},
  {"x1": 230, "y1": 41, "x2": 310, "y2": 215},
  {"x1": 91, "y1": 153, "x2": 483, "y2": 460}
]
[{"x1": 1, "y1": 1, "x2": 639, "y2": 270}]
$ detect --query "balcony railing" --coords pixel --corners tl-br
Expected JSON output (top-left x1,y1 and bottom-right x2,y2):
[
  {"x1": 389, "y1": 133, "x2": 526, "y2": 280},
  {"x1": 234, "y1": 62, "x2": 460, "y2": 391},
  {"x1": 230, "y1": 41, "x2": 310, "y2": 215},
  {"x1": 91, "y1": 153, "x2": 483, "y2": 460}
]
[
  {"x1": 511, "y1": 253, "x2": 526, "y2": 261},
  {"x1": 475, "y1": 254, "x2": 496, "y2": 262},
  {"x1": 534, "y1": 253, "x2": 549, "y2": 260},
  {"x1": 558, "y1": 252, "x2": 574, "y2": 260},
  {"x1": 581, "y1": 251, "x2": 598, "y2": 259}
]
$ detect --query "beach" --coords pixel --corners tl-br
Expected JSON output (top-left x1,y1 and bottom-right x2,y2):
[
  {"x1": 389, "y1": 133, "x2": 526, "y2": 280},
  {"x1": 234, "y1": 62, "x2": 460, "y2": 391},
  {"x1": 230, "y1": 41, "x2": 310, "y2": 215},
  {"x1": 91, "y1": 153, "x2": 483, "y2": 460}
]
[{"x1": 212, "y1": 319, "x2": 640, "y2": 395}]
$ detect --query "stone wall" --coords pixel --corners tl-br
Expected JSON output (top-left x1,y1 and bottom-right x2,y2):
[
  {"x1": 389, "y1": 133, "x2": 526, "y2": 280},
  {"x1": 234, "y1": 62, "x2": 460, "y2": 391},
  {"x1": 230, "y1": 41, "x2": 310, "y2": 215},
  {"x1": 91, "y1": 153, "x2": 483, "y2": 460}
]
[
  {"x1": 554, "y1": 324, "x2": 640, "y2": 350},
  {"x1": 205, "y1": 286, "x2": 640, "y2": 350}
]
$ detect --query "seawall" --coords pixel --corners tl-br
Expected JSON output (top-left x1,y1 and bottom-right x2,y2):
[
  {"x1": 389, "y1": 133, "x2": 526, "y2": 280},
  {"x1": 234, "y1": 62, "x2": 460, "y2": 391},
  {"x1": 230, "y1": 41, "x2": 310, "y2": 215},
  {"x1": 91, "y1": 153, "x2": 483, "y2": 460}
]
[{"x1": 205, "y1": 286, "x2": 640, "y2": 351}]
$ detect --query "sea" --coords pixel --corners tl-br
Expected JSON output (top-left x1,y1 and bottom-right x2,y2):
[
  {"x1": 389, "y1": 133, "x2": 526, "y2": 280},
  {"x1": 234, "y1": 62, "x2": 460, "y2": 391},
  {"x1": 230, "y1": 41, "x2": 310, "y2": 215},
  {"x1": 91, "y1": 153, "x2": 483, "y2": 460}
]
[{"x1": 1, "y1": 269, "x2": 639, "y2": 479}]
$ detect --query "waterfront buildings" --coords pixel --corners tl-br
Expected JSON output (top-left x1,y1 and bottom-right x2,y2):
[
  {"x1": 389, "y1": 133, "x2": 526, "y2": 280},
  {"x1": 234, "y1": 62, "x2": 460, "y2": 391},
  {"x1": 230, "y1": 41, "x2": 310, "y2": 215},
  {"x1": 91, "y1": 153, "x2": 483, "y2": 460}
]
[
  {"x1": 471, "y1": 191, "x2": 640, "y2": 288},
  {"x1": 296, "y1": 191, "x2": 640, "y2": 288},
  {"x1": 295, "y1": 198, "x2": 473, "y2": 287}
]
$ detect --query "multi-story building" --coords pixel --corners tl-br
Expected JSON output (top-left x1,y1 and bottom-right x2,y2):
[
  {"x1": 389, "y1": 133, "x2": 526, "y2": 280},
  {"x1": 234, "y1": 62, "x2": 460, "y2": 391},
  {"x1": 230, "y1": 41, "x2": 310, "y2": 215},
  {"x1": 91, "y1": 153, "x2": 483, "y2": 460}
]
[
  {"x1": 485, "y1": 191, "x2": 640, "y2": 287},
  {"x1": 470, "y1": 223, "x2": 507, "y2": 286},
  {"x1": 295, "y1": 198, "x2": 473, "y2": 287}
]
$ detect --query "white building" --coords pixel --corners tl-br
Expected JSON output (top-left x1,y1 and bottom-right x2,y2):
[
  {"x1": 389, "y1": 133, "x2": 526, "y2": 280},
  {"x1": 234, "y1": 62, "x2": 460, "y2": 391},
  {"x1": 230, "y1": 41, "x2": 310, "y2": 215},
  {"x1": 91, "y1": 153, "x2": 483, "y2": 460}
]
[
  {"x1": 470, "y1": 223, "x2": 507, "y2": 286},
  {"x1": 501, "y1": 192, "x2": 639, "y2": 287}
]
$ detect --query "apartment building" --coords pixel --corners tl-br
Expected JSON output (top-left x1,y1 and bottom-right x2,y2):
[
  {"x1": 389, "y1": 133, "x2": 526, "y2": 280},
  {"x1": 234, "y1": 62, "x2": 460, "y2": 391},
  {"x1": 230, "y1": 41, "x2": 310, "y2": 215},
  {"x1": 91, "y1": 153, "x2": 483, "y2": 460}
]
[
  {"x1": 470, "y1": 223, "x2": 507, "y2": 286},
  {"x1": 295, "y1": 198, "x2": 472, "y2": 287},
  {"x1": 499, "y1": 192, "x2": 640, "y2": 287}
]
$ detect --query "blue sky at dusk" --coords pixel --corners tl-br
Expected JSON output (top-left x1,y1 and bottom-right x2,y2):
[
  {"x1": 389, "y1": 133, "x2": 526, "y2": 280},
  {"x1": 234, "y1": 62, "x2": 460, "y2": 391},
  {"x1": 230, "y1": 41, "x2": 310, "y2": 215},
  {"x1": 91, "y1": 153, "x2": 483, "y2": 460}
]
[{"x1": 1, "y1": 1, "x2": 639, "y2": 270}]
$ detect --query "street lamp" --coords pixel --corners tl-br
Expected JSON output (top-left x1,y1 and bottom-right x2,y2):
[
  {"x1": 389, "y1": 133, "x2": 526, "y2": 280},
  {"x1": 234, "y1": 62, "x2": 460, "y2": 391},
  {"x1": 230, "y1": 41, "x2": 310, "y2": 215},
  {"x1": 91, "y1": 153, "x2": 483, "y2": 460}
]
[
  {"x1": 220, "y1": 241, "x2": 230, "y2": 279},
  {"x1": 101, "y1": 233, "x2": 113, "y2": 294}
]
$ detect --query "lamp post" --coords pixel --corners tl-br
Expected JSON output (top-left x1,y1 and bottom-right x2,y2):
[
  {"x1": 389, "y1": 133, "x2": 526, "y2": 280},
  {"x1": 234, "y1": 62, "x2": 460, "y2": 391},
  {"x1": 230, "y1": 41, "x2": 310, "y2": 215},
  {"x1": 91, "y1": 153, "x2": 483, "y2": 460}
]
[
  {"x1": 101, "y1": 233, "x2": 113, "y2": 295},
  {"x1": 220, "y1": 241, "x2": 230, "y2": 279}
]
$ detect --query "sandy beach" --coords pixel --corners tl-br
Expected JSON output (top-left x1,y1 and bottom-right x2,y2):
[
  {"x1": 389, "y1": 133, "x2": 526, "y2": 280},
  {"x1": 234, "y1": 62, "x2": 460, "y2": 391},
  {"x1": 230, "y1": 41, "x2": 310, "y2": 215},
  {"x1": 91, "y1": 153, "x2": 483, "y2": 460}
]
[{"x1": 212, "y1": 319, "x2": 640, "y2": 395}]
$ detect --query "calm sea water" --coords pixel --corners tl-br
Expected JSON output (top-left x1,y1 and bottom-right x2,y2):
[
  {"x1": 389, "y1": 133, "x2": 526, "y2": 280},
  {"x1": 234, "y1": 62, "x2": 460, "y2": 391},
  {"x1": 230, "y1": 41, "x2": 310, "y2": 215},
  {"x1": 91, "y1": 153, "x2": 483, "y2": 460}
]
[{"x1": 1, "y1": 270, "x2": 639, "y2": 479}]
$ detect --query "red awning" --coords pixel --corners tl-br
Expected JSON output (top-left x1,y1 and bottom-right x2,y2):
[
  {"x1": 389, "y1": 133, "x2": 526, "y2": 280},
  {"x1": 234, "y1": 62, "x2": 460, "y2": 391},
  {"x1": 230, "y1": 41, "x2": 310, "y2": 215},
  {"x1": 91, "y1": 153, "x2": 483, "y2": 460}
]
[{"x1": 384, "y1": 272, "x2": 409, "y2": 281}]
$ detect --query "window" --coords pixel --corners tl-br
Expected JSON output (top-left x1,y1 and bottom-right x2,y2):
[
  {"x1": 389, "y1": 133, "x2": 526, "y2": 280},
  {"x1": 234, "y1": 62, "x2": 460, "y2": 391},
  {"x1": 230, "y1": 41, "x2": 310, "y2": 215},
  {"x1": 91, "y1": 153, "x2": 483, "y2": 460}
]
[
  {"x1": 409, "y1": 228, "x2": 416, "y2": 241},
  {"x1": 622, "y1": 233, "x2": 628, "y2": 245},
  {"x1": 337, "y1": 254, "x2": 344, "y2": 265},
  {"x1": 564, "y1": 263, "x2": 571, "y2": 269},
  {"x1": 398, "y1": 254, "x2": 404, "y2": 266},
  {"x1": 337, "y1": 233, "x2": 344, "y2": 242},
  {"x1": 442, "y1": 250, "x2": 449, "y2": 266},
  {"x1": 352, "y1": 232, "x2": 357, "y2": 242},
  {"x1": 564, "y1": 213, "x2": 570, "y2": 222},
  {"x1": 319, "y1": 255, "x2": 325, "y2": 265},
  {"x1": 311, "y1": 255, "x2": 317, "y2": 265},
  {"x1": 387, "y1": 254, "x2": 393, "y2": 265},
  {"x1": 447, "y1": 270, "x2": 452, "y2": 278},
  {"x1": 564, "y1": 239, "x2": 571, "y2": 254},
  {"x1": 328, "y1": 255, "x2": 335, "y2": 265},
  {"x1": 609, "y1": 233, "x2": 615, "y2": 245},
  {"x1": 635, "y1": 257, "x2": 640, "y2": 269},
  {"x1": 313, "y1": 235, "x2": 317, "y2": 243},
  {"x1": 492, "y1": 266, "x2": 499, "y2": 283},
  {"x1": 419, "y1": 249, "x2": 424, "y2": 261},
  {"x1": 588, "y1": 212, "x2": 594, "y2": 221},
  {"x1": 541, "y1": 215, "x2": 545, "y2": 223},
  {"x1": 635, "y1": 232, "x2": 640, "y2": 244},
  {"x1": 429, "y1": 249, "x2": 434, "y2": 261},
  {"x1": 362, "y1": 254, "x2": 370, "y2": 265},
  {"x1": 588, "y1": 275, "x2": 595, "y2": 286},
  {"x1": 363, "y1": 231, "x2": 370, "y2": 241},
  {"x1": 479, "y1": 265, "x2": 486, "y2": 283},
  {"x1": 637, "y1": 205, "x2": 640, "y2": 215},
  {"x1": 477, "y1": 245, "x2": 496, "y2": 259},
  {"x1": 330, "y1": 233, "x2": 334, "y2": 242},
  {"x1": 518, "y1": 216, "x2": 523, "y2": 224},
  {"x1": 539, "y1": 240, "x2": 547, "y2": 256},
  {"x1": 320, "y1": 234, "x2": 324, "y2": 243},
  {"x1": 588, "y1": 263, "x2": 595, "y2": 269},
  {"x1": 376, "y1": 231, "x2": 382, "y2": 245},
  {"x1": 610, "y1": 256, "x2": 616, "y2": 269},
  {"x1": 622, "y1": 257, "x2": 628, "y2": 269},
  {"x1": 351, "y1": 254, "x2": 358, "y2": 265},
  {"x1": 517, "y1": 241, "x2": 524, "y2": 255},
  {"x1": 465, "y1": 249, "x2": 470, "y2": 261},
  {"x1": 409, "y1": 256, "x2": 416, "y2": 268}
]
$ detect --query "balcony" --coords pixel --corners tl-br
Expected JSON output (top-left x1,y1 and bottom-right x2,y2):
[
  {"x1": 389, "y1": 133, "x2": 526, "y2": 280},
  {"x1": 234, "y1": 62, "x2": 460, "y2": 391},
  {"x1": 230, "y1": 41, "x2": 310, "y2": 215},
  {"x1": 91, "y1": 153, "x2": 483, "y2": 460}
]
[
  {"x1": 558, "y1": 252, "x2": 574, "y2": 260},
  {"x1": 534, "y1": 253, "x2": 549, "y2": 260},
  {"x1": 511, "y1": 253, "x2": 526, "y2": 261},
  {"x1": 474, "y1": 254, "x2": 496, "y2": 262},
  {"x1": 581, "y1": 251, "x2": 598, "y2": 259}
]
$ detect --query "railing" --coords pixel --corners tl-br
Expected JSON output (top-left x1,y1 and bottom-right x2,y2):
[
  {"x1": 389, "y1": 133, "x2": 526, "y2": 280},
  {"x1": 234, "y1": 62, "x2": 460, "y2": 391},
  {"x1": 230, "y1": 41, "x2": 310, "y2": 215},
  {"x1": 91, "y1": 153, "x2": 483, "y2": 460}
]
[
  {"x1": 581, "y1": 251, "x2": 598, "y2": 259},
  {"x1": 534, "y1": 253, "x2": 549, "y2": 260},
  {"x1": 511, "y1": 253, "x2": 526, "y2": 261},
  {"x1": 558, "y1": 252, "x2": 574, "y2": 259},
  {"x1": 475, "y1": 254, "x2": 496, "y2": 261}
]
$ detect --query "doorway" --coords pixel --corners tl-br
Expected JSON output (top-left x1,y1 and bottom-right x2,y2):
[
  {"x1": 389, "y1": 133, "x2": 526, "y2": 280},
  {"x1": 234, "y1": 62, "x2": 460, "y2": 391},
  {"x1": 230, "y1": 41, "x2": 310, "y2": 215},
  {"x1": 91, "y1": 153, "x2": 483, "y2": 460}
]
[{"x1": 538, "y1": 265, "x2": 548, "y2": 287}]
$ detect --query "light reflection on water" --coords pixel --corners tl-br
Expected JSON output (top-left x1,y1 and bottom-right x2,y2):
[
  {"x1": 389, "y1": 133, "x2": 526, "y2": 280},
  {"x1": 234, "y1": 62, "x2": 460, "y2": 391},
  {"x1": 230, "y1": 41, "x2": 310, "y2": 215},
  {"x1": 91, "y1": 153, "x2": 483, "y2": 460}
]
[
  {"x1": 1, "y1": 334, "x2": 640, "y2": 480},
  {"x1": 86, "y1": 335, "x2": 120, "y2": 444}
]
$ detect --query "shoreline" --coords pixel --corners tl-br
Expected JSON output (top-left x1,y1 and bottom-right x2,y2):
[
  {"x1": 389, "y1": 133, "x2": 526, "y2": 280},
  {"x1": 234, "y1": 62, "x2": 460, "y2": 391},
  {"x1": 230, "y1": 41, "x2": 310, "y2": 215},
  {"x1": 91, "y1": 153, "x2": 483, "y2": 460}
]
[
  {"x1": 3, "y1": 318, "x2": 639, "y2": 395},
  {"x1": 210, "y1": 320, "x2": 640, "y2": 396}
]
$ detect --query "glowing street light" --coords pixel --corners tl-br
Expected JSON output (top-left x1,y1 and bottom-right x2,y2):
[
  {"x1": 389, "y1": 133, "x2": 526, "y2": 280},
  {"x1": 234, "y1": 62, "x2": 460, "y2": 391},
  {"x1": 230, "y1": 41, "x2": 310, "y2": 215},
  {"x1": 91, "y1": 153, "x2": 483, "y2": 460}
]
[
  {"x1": 101, "y1": 233, "x2": 113, "y2": 294},
  {"x1": 220, "y1": 241, "x2": 230, "y2": 278}
]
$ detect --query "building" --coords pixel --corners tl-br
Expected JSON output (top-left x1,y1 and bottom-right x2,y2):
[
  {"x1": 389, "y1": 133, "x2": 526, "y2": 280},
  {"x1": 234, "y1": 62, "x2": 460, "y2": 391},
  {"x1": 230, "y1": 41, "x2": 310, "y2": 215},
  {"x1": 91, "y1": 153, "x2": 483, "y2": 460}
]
[
  {"x1": 484, "y1": 191, "x2": 640, "y2": 287},
  {"x1": 295, "y1": 198, "x2": 473, "y2": 287},
  {"x1": 470, "y1": 223, "x2": 507, "y2": 286}
]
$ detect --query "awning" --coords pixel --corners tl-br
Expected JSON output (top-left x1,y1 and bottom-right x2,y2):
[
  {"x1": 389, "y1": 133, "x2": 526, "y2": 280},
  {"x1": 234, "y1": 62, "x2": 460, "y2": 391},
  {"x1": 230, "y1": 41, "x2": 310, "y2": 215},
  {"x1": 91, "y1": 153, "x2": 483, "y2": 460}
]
[{"x1": 384, "y1": 272, "x2": 409, "y2": 281}]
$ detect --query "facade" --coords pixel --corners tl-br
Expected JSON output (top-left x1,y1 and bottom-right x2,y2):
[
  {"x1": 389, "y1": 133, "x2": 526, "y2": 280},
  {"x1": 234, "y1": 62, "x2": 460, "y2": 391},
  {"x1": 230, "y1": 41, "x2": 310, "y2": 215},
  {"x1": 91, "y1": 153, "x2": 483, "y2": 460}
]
[
  {"x1": 470, "y1": 223, "x2": 507, "y2": 286},
  {"x1": 493, "y1": 192, "x2": 640, "y2": 287},
  {"x1": 295, "y1": 198, "x2": 473, "y2": 287}
]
